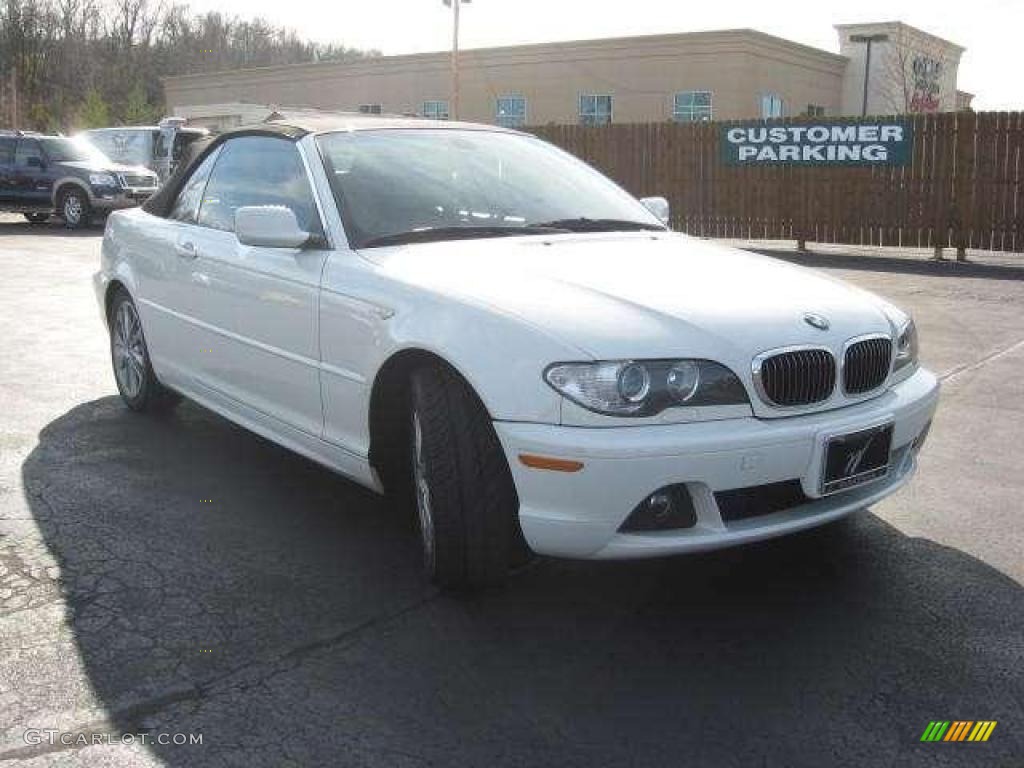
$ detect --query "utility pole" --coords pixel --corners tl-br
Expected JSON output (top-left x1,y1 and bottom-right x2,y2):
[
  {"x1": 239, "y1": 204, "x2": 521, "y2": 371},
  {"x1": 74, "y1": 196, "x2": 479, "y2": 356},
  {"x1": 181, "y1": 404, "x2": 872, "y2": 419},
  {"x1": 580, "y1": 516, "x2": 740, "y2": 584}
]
[
  {"x1": 443, "y1": 0, "x2": 470, "y2": 120},
  {"x1": 849, "y1": 33, "x2": 889, "y2": 117}
]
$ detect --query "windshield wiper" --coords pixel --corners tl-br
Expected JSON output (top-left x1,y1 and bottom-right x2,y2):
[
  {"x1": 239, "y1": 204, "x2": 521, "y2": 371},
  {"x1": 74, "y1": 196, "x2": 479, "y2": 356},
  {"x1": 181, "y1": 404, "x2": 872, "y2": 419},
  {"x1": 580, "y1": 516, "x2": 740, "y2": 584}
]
[
  {"x1": 528, "y1": 217, "x2": 665, "y2": 233},
  {"x1": 360, "y1": 225, "x2": 568, "y2": 249}
]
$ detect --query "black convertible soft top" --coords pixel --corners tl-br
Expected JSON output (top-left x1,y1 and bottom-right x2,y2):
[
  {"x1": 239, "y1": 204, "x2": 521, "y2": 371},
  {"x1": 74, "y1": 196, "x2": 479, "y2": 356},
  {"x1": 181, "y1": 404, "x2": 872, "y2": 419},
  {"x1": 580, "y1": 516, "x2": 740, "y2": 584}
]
[{"x1": 142, "y1": 122, "x2": 308, "y2": 219}]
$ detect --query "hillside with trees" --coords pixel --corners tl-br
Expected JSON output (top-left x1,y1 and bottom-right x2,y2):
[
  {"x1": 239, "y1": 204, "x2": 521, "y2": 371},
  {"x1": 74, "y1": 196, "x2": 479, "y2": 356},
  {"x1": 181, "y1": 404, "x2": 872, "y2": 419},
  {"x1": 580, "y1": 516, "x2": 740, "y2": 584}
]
[{"x1": 0, "y1": 0, "x2": 377, "y2": 131}]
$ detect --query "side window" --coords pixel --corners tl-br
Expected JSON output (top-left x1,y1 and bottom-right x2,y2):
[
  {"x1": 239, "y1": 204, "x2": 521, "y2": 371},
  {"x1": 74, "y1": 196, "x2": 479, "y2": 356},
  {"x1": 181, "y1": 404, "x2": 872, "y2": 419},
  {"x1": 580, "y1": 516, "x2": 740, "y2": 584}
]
[
  {"x1": 170, "y1": 147, "x2": 221, "y2": 223},
  {"x1": 173, "y1": 133, "x2": 200, "y2": 163},
  {"x1": 197, "y1": 137, "x2": 322, "y2": 236},
  {"x1": 0, "y1": 138, "x2": 15, "y2": 165},
  {"x1": 14, "y1": 140, "x2": 43, "y2": 168}
]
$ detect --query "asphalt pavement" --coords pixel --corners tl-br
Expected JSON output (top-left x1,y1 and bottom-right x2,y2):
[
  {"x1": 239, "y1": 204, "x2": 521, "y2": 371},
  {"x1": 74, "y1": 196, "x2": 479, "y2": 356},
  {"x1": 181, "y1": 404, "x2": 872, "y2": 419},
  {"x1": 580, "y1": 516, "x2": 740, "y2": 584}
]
[{"x1": 0, "y1": 215, "x2": 1021, "y2": 767}]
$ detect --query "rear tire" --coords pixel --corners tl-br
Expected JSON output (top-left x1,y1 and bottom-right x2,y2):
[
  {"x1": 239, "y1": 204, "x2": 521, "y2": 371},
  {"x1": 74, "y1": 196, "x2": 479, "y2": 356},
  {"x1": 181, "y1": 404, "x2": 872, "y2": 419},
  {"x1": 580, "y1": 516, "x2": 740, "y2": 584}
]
[
  {"x1": 23, "y1": 212, "x2": 49, "y2": 224},
  {"x1": 59, "y1": 187, "x2": 92, "y2": 229},
  {"x1": 409, "y1": 365, "x2": 524, "y2": 589},
  {"x1": 108, "y1": 288, "x2": 180, "y2": 413}
]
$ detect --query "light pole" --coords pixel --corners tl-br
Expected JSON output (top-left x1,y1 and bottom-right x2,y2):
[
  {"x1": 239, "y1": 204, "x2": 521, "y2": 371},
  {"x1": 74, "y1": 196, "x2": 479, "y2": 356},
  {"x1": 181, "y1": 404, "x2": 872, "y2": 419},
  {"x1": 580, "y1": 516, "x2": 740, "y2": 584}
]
[
  {"x1": 443, "y1": 0, "x2": 470, "y2": 120},
  {"x1": 849, "y1": 33, "x2": 889, "y2": 117}
]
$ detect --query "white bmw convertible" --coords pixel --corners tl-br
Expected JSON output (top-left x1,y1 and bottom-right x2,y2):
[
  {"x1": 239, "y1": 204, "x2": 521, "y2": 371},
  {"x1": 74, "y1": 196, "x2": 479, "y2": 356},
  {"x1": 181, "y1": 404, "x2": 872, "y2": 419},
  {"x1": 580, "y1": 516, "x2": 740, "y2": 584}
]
[{"x1": 95, "y1": 115, "x2": 939, "y2": 587}]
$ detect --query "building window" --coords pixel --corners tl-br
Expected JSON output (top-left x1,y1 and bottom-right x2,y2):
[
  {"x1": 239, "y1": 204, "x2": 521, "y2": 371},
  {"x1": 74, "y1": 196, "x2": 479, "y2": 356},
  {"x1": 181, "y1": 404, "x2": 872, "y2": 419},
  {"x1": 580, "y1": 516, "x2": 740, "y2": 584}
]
[
  {"x1": 672, "y1": 90, "x2": 713, "y2": 122},
  {"x1": 496, "y1": 96, "x2": 526, "y2": 128},
  {"x1": 761, "y1": 93, "x2": 784, "y2": 119},
  {"x1": 422, "y1": 100, "x2": 450, "y2": 120},
  {"x1": 579, "y1": 94, "x2": 613, "y2": 126},
  {"x1": 805, "y1": 104, "x2": 826, "y2": 117},
  {"x1": 359, "y1": 104, "x2": 382, "y2": 115}
]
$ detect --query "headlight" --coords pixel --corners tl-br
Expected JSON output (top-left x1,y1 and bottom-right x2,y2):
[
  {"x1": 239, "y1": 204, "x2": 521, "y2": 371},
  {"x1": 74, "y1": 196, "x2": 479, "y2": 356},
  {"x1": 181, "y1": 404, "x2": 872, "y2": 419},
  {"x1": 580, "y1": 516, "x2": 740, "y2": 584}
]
[
  {"x1": 894, "y1": 319, "x2": 919, "y2": 373},
  {"x1": 89, "y1": 173, "x2": 117, "y2": 187},
  {"x1": 544, "y1": 359, "x2": 749, "y2": 417}
]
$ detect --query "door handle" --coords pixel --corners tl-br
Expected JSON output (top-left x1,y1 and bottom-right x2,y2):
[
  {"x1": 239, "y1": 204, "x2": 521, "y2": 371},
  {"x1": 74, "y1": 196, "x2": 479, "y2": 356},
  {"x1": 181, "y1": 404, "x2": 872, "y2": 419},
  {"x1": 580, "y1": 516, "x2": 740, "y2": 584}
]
[{"x1": 175, "y1": 240, "x2": 198, "y2": 259}]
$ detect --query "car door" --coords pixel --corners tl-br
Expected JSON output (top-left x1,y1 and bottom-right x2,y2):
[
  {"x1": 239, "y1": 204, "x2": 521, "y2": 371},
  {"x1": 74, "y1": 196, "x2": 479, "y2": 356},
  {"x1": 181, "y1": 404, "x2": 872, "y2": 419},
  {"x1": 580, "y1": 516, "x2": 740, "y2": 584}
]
[
  {"x1": 0, "y1": 138, "x2": 16, "y2": 203},
  {"x1": 12, "y1": 139, "x2": 53, "y2": 206},
  {"x1": 179, "y1": 135, "x2": 329, "y2": 438},
  {"x1": 133, "y1": 145, "x2": 223, "y2": 389}
]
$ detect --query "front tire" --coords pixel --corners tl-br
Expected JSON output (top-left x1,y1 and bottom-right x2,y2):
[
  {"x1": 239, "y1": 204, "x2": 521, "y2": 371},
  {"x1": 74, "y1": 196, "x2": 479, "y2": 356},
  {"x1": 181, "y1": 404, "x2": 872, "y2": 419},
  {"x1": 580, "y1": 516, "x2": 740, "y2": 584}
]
[
  {"x1": 409, "y1": 365, "x2": 523, "y2": 589},
  {"x1": 108, "y1": 289, "x2": 179, "y2": 412},
  {"x1": 59, "y1": 187, "x2": 92, "y2": 229}
]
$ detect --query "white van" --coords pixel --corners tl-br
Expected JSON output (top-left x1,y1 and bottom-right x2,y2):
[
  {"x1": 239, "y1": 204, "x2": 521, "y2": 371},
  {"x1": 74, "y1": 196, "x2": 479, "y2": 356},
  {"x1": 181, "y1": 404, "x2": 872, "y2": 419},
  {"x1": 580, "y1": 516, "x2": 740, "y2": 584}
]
[{"x1": 80, "y1": 118, "x2": 208, "y2": 181}]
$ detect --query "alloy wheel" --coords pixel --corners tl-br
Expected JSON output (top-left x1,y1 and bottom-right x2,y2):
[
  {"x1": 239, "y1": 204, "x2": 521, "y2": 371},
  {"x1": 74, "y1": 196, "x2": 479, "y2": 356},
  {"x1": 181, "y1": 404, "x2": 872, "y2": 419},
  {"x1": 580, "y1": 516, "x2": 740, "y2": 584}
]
[
  {"x1": 411, "y1": 410, "x2": 436, "y2": 573},
  {"x1": 112, "y1": 301, "x2": 146, "y2": 399},
  {"x1": 63, "y1": 194, "x2": 83, "y2": 225}
]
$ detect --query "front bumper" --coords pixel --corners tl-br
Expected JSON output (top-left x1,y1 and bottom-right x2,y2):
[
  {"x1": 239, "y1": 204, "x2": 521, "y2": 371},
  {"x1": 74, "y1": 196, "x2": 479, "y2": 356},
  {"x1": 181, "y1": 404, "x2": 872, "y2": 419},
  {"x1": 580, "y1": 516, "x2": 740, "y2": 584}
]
[
  {"x1": 495, "y1": 367, "x2": 939, "y2": 559},
  {"x1": 89, "y1": 188, "x2": 155, "y2": 211}
]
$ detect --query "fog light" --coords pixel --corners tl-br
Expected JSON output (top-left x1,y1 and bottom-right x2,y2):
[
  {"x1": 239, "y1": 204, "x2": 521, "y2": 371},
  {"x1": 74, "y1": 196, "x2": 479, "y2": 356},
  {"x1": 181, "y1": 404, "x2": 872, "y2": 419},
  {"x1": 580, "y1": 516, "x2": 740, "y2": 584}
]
[
  {"x1": 647, "y1": 492, "x2": 673, "y2": 523},
  {"x1": 620, "y1": 484, "x2": 697, "y2": 532}
]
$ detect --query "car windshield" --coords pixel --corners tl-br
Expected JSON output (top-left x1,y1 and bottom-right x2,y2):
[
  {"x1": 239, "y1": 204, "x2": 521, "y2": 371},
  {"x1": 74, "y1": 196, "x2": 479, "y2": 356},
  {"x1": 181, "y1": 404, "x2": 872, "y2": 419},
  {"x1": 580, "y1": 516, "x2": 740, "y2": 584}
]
[
  {"x1": 40, "y1": 137, "x2": 112, "y2": 164},
  {"x1": 316, "y1": 129, "x2": 664, "y2": 249}
]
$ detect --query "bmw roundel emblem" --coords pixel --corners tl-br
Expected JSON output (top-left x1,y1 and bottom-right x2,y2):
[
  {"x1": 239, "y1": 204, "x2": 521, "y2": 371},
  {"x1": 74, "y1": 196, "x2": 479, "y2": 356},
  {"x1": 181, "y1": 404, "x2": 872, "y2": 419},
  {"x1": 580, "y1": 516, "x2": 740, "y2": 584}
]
[{"x1": 803, "y1": 313, "x2": 830, "y2": 331}]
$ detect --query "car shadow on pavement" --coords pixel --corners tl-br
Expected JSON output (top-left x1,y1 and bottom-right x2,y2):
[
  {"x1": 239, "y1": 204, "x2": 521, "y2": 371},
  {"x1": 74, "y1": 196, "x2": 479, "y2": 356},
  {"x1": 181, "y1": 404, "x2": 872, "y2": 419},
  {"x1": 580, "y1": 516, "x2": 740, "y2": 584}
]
[
  {"x1": 17, "y1": 397, "x2": 1023, "y2": 767},
  {"x1": 0, "y1": 220, "x2": 103, "y2": 238}
]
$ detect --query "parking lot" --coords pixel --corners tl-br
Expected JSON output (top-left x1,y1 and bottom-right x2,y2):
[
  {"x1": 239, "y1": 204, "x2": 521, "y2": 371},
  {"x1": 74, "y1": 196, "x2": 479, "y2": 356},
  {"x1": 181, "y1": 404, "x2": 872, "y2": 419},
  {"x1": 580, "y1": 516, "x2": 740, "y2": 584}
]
[{"x1": 0, "y1": 214, "x2": 1020, "y2": 767}]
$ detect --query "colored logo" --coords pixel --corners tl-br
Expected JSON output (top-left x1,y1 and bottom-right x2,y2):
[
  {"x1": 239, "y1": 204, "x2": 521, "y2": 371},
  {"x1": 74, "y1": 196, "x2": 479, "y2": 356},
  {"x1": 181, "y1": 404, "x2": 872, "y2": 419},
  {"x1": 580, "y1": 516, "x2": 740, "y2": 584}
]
[{"x1": 920, "y1": 721, "x2": 997, "y2": 742}]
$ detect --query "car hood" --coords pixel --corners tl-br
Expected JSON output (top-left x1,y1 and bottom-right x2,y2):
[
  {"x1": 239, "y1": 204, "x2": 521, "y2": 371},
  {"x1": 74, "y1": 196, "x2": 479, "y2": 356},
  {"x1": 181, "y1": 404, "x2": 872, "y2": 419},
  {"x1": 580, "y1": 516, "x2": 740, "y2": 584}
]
[
  {"x1": 57, "y1": 160, "x2": 153, "y2": 176},
  {"x1": 367, "y1": 232, "x2": 900, "y2": 364}
]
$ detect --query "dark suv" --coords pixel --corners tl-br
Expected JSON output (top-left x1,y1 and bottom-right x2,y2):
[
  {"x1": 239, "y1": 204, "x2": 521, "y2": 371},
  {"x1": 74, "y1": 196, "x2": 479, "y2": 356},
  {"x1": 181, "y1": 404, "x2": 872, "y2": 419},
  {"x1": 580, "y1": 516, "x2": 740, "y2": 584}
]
[{"x1": 0, "y1": 132, "x2": 159, "y2": 229}]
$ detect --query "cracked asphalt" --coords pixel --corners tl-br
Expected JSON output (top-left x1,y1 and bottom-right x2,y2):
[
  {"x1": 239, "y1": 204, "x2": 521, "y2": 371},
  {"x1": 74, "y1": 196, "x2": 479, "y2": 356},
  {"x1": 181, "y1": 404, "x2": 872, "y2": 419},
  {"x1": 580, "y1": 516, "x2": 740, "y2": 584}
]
[{"x1": 0, "y1": 215, "x2": 1021, "y2": 767}]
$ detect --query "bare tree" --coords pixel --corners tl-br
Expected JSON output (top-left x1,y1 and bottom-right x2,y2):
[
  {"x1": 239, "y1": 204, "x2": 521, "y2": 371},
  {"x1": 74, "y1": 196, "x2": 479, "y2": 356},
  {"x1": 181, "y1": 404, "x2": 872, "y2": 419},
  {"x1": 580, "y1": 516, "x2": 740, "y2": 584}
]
[{"x1": 0, "y1": 0, "x2": 378, "y2": 130}]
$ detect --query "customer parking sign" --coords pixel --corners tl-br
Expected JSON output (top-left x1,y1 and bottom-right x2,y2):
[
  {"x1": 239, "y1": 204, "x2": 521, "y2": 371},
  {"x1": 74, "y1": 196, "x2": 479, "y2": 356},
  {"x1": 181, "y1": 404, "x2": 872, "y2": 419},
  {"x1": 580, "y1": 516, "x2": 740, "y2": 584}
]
[{"x1": 722, "y1": 120, "x2": 913, "y2": 166}]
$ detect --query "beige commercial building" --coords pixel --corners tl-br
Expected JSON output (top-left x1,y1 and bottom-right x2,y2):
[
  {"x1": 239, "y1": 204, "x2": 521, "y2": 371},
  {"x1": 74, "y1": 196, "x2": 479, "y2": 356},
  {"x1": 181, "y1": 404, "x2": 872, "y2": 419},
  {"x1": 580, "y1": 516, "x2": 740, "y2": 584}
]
[{"x1": 165, "y1": 21, "x2": 973, "y2": 132}]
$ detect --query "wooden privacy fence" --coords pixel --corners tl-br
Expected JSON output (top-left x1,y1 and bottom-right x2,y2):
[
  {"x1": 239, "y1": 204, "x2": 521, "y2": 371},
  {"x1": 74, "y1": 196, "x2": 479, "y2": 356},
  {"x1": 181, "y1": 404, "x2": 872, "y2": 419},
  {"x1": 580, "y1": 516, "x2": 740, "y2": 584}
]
[{"x1": 530, "y1": 112, "x2": 1024, "y2": 253}]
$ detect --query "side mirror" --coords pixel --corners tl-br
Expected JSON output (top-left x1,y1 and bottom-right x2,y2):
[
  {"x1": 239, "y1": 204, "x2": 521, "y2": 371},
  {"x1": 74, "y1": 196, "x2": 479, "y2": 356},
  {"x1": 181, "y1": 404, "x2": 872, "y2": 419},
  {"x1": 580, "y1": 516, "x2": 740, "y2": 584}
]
[
  {"x1": 640, "y1": 196, "x2": 670, "y2": 226},
  {"x1": 27, "y1": 156, "x2": 45, "y2": 169},
  {"x1": 235, "y1": 205, "x2": 311, "y2": 249}
]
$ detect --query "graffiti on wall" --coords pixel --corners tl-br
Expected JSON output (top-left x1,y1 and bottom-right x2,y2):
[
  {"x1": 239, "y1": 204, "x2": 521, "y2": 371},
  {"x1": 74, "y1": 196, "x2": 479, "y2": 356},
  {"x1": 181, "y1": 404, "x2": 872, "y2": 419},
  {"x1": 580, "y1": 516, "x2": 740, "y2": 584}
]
[{"x1": 910, "y1": 55, "x2": 943, "y2": 112}]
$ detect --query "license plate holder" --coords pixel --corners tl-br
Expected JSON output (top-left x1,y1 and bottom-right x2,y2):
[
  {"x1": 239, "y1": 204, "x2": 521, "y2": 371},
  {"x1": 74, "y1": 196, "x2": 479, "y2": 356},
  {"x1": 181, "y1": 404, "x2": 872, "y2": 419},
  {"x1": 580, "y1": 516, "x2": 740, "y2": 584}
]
[{"x1": 821, "y1": 423, "x2": 893, "y2": 495}]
